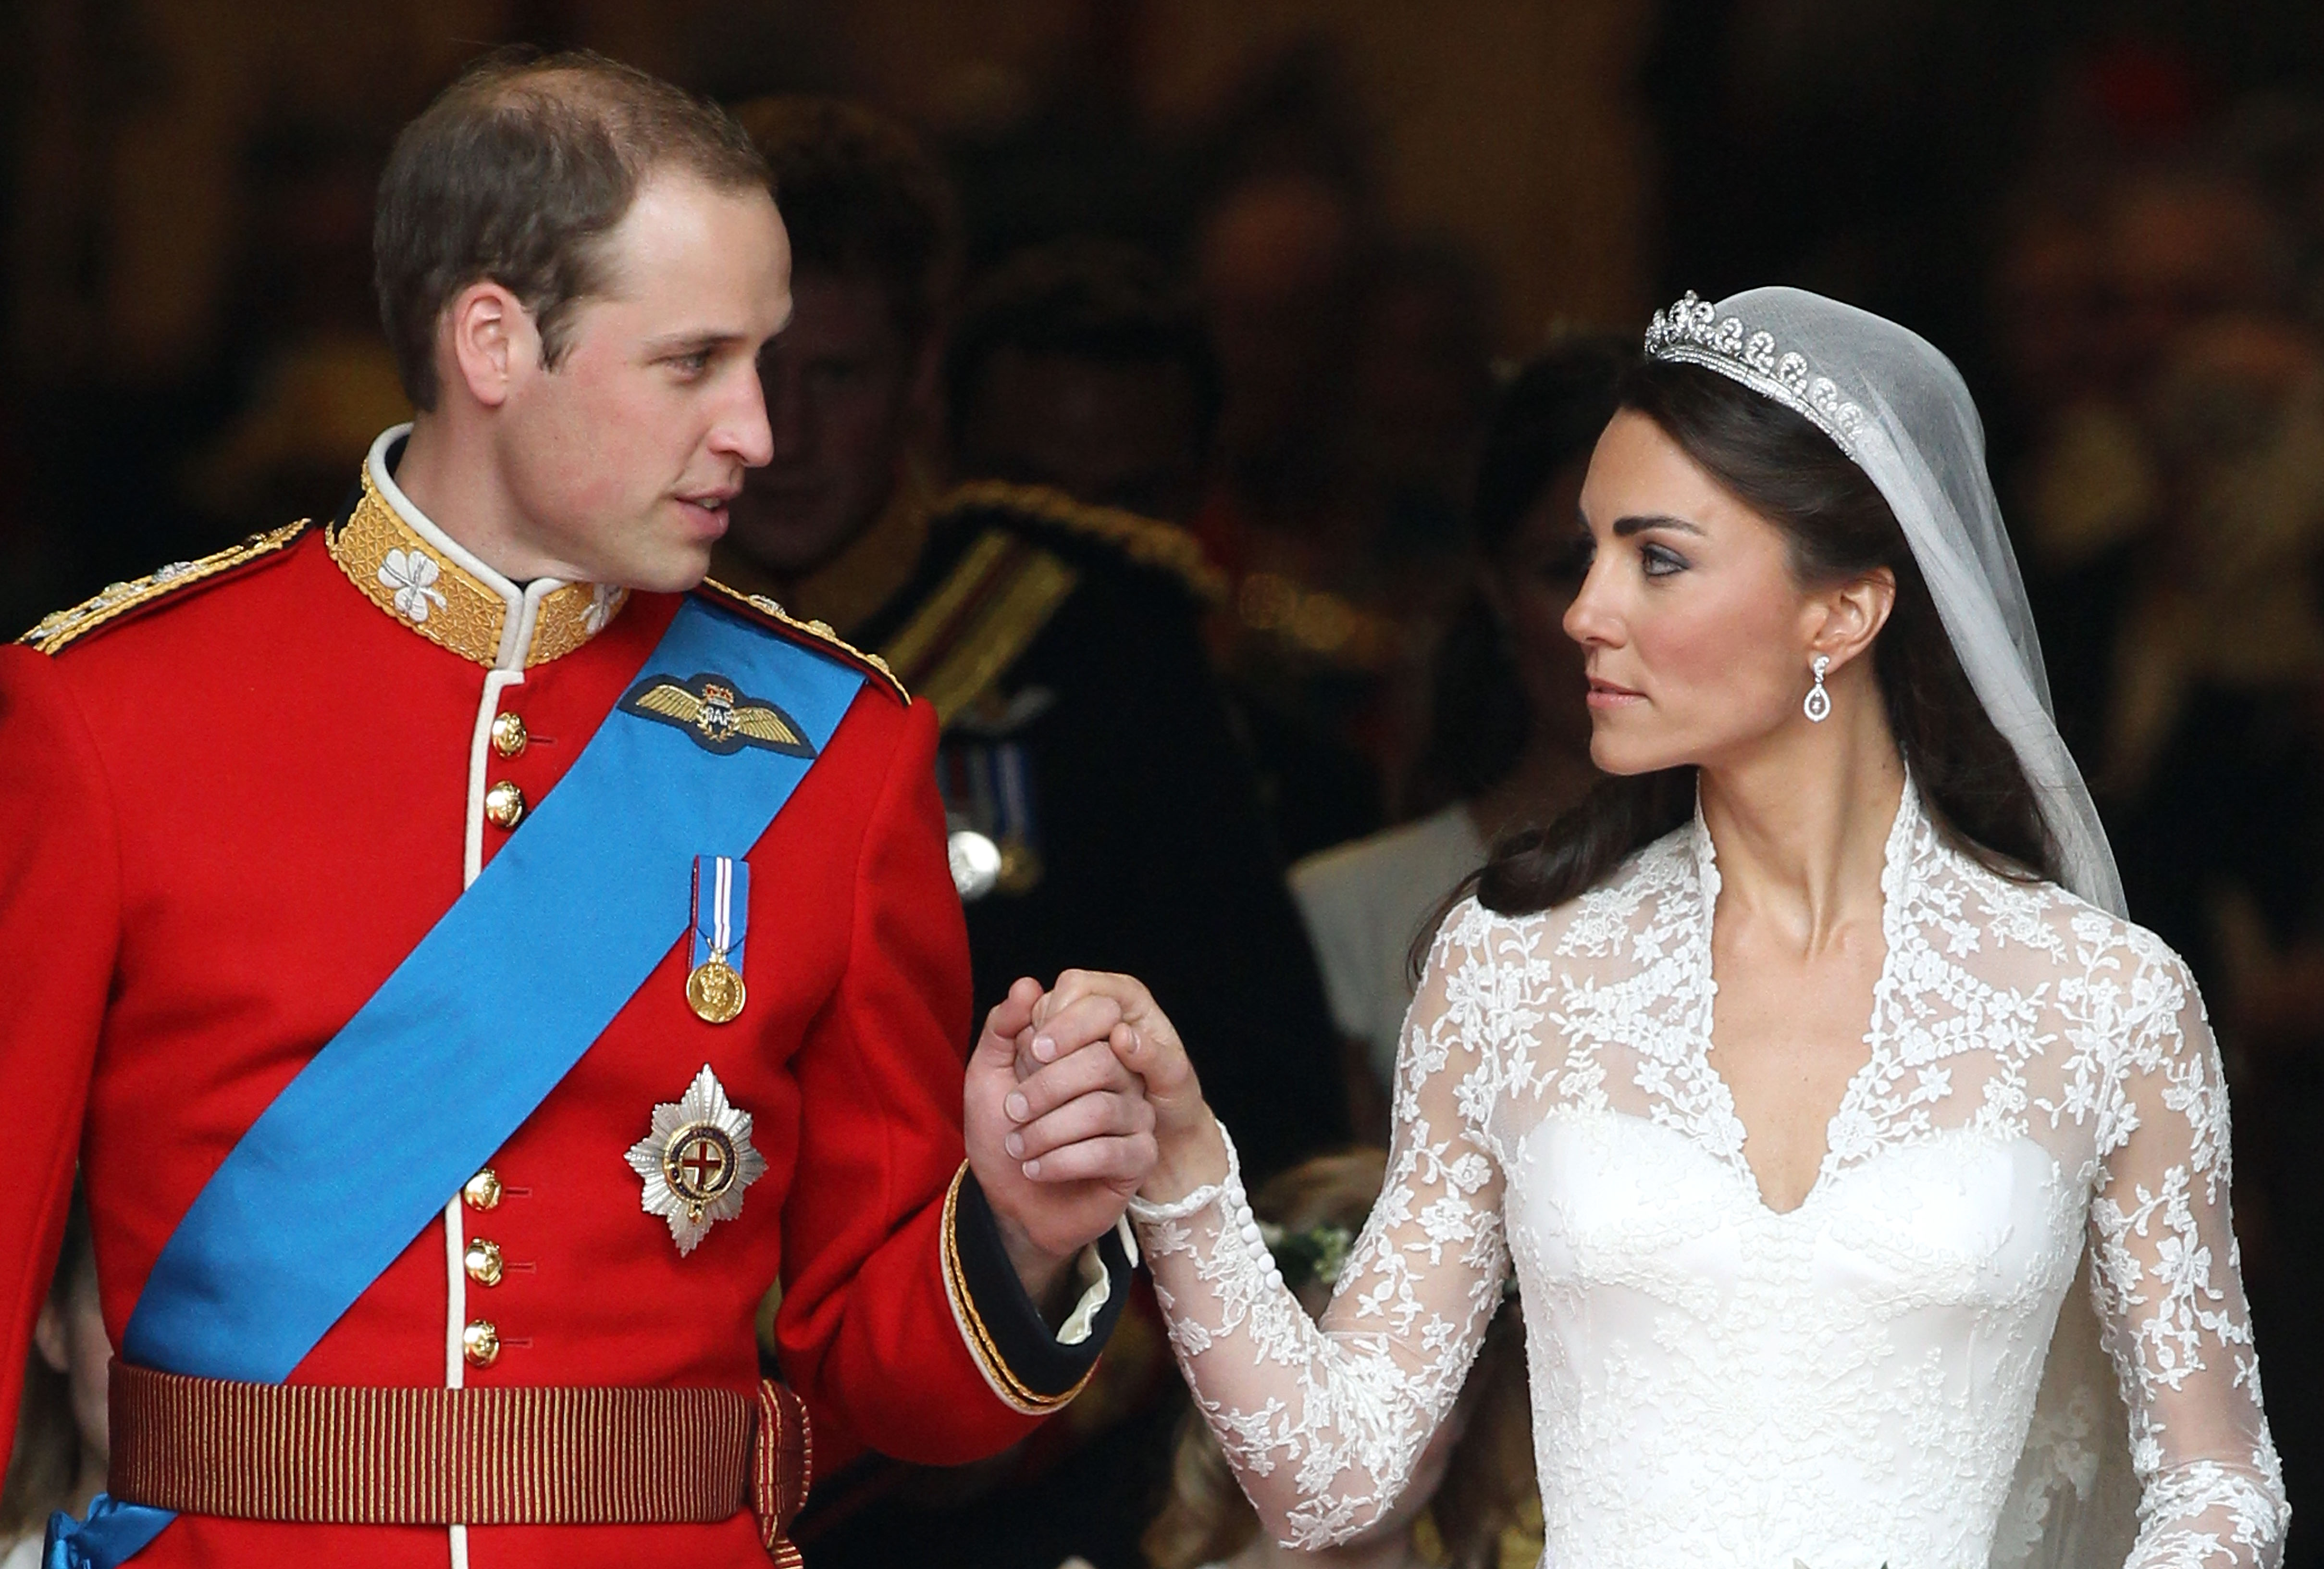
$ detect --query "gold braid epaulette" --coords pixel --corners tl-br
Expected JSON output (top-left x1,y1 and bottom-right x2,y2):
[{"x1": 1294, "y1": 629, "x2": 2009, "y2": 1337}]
[
  {"x1": 696, "y1": 578, "x2": 910, "y2": 704},
  {"x1": 17, "y1": 522, "x2": 309, "y2": 654},
  {"x1": 932, "y1": 480, "x2": 1228, "y2": 605}
]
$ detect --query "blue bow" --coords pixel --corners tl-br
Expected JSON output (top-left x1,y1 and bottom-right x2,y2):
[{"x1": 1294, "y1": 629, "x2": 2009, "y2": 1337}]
[{"x1": 44, "y1": 1496, "x2": 170, "y2": 1569}]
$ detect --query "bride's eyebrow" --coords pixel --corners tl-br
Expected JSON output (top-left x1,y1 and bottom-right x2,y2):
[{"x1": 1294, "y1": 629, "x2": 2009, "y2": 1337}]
[{"x1": 1612, "y1": 513, "x2": 1706, "y2": 538}]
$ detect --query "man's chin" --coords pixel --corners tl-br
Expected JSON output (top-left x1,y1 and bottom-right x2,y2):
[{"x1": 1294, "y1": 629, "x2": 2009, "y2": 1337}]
[{"x1": 610, "y1": 544, "x2": 717, "y2": 597}]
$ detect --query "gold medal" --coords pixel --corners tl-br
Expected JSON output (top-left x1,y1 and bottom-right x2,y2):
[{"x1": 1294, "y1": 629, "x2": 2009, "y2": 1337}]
[{"x1": 687, "y1": 953, "x2": 747, "y2": 1024}]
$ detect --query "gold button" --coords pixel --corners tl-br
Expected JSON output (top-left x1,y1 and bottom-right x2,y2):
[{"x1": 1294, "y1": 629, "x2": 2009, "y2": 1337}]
[
  {"x1": 483, "y1": 780, "x2": 526, "y2": 829},
  {"x1": 462, "y1": 1170, "x2": 502, "y2": 1211},
  {"x1": 464, "y1": 1238, "x2": 505, "y2": 1287},
  {"x1": 461, "y1": 1318, "x2": 500, "y2": 1368},
  {"x1": 490, "y1": 712, "x2": 529, "y2": 758}
]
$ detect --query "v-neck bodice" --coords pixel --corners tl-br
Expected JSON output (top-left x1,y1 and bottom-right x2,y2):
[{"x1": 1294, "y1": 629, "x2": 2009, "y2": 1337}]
[
  {"x1": 1685, "y1": 782, "x2": 1915, "y2": 1215},
  {"x1": 1131, "y1": 784, "x2": 2287, "y2": 1569}
]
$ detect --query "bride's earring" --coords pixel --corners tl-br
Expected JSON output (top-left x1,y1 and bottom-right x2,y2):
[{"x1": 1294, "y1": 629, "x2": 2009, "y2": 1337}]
[{"x1": 1804, "y1": 654, "x2": 1832, "y2": 722}]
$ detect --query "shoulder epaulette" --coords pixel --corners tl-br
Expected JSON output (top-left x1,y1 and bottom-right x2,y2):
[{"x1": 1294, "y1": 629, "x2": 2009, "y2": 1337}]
[
  {"x1": 17, "y1": 522, "x2": 310, "y2": 655},
  {"x1": 696, "y1": 578, "x2": 910, "y2": 704},
  {"x1": 931, "y1": 480, "x2": 1228, "y2": 605}
]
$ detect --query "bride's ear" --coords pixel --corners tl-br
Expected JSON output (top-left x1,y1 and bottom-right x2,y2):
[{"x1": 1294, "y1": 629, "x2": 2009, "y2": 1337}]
[{"x1": 1810, "y1": 565, "x2": 1896, "y2": 675}]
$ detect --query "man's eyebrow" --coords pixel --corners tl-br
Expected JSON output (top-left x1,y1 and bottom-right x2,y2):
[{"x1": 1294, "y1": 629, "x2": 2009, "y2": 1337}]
[
  {"x1": 642, "y1": 328, "x2": 750, "y2": 355},
  {"x1": 1611, "y1": 513, "x2": 1706, "y2": 538}
]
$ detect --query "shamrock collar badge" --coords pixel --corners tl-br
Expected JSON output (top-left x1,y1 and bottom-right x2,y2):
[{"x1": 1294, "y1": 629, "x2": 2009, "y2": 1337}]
[{"x1": 627, "y1": 1064, "x2": 768, "y2": 1256}]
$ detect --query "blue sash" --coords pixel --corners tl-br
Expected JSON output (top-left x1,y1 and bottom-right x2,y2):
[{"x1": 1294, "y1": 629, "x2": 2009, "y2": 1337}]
[{"x1": 49, "y1": 598, "x2": 865, "y2": 1568}]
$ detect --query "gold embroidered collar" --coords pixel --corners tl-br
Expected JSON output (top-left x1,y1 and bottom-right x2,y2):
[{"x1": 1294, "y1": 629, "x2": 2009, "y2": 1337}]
[{"x1": 327, "y1": 459, "x2": 627, "y2": 670}]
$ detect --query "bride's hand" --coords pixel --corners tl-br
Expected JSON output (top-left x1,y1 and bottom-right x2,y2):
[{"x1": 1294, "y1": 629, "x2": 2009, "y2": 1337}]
[{"x1": 1011, "y1": 969, "x2": 1229, "y2": 1205}]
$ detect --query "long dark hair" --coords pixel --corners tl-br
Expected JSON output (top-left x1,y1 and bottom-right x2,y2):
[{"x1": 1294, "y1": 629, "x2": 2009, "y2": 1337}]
[
  {"x1": 1404, "y1": 336, "x2": 1632, "y2": 814},
  {"x1": 1468, "y1": 357, "x2": 2059, "y2": 922}
]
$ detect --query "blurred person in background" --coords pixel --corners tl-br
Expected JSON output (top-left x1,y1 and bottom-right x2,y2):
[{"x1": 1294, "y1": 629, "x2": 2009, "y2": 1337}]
[
  {"x1": 1997, "y1": 82, "x2": 2324, "y2": 1567},
  {"x1": 0, "y1": 1188, "x2": 102, "y2": 1569},
  {"x1": 720, "y1": 95, "x2": 1346, "y2": 1189},
  {"x1": 1139, "y1": 1150, "x2": 1536, "y2": 1569},
  {"x1": 179, "y1": 116, "x2": 410, "y2": 536},
  {"x1": 2004, "y1": 142, "x2": 2324, "y2": 1010},
  {"x1": 1187, "y1": 168, "x2": 1392, "y2": 862},
  {"x1": 717, "y1": 100, "x2": 1348, "y2": 1569},
  {"x1": 1191, "y1": 193, "x2": 1502, "y2": 856},
  {"x1": 945, "y1": 238, "x2": 1217, "y2": 525},
  {"x1": 1293, "y1": 338, "x2": 1623, "y2": 1134}
]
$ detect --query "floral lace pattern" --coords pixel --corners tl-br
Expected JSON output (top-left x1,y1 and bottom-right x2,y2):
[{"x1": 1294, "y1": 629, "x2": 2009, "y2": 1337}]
[{"x1": 1137, "y1": 787, "x2": 2286, "y2": 1569}]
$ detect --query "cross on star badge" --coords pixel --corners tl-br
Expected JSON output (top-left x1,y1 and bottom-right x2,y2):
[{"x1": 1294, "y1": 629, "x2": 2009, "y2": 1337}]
[{"x1": 626, "y1": 1064, "x2": 767, "y2": 1255}]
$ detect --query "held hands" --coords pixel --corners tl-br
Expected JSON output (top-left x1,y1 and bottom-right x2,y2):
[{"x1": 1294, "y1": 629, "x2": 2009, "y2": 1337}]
[
  {"x1": 964, "y1": 977, "x2": 1158, "y2": 1303},
  {"x1": 1006, "y1": 970, "x2": 1226, "y2": 1208}
]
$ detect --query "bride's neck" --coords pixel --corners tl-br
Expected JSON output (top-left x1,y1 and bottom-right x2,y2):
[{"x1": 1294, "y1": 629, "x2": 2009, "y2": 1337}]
[{"x1": 1696, "y1": 687, "x2": 1904, "y2": 948}]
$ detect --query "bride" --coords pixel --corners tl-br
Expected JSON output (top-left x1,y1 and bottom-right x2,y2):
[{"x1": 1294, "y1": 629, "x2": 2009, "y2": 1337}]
[{"x1": 1001, "y1": 288, "x2": 2289, "y2": 1569}]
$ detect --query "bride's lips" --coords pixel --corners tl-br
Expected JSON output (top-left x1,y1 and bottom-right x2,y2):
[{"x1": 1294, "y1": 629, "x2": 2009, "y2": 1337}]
[{"x1": 1586, "y1": 676, "x2": 1644, "y2": 710}]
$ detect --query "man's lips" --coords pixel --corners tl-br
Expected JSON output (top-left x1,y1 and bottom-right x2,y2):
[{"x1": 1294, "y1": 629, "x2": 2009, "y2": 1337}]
[{"x1": 675, "y1": 489, "x2": 738, "y2": 537}]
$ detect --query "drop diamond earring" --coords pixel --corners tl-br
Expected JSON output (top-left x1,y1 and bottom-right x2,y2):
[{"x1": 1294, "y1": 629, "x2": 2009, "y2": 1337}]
[{"x1": 1804, "y1": 654, "x2": 1832, "y2": 723}]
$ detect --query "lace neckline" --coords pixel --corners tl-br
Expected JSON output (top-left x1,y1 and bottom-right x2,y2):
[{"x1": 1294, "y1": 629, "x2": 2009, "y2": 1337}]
[{"x1": 1682, "y1": 777, "x2": 1927, "y2": 1215}]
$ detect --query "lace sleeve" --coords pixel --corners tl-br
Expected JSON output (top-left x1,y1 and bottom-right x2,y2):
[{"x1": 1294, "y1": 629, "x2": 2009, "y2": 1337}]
[
  {"x1": 2089, "y1": 937, "x2": 2288, "y2": 1569},
  {"x1": 1131, "y1": 905, "x2": 1511, "y2": 1546}
]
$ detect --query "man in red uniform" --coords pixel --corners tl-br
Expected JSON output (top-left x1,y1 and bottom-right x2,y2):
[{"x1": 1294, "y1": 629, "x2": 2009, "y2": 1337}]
[{"x1": 0, "y1": 50, "x2": 1152, "y2": 1569}]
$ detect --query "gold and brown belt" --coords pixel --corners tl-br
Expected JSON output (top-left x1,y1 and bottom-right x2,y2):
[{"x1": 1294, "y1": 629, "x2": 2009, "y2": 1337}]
[{"x1": 109, "y1": 1364, "x2": 811, "y2": 1565}]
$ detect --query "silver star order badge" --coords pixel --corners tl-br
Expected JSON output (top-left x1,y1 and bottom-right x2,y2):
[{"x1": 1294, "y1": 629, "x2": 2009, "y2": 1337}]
[{"x1": 626, "y1": 1063, "x2": 768, "y2": 1256}]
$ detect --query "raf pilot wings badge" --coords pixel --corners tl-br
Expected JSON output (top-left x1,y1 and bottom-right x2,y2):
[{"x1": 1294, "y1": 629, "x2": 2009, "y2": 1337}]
[{"x1": 620, "y1": 672, "x2": 817, "y2": 758}]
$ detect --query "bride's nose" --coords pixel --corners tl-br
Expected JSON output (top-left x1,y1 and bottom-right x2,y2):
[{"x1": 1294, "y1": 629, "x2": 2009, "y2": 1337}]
[{"x1": 1563, "y1": 556, "x2": 1622, "y2": 649}]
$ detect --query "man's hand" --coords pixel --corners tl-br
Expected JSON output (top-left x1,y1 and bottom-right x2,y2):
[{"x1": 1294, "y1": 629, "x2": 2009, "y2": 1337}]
[
  {"x1": 964, "y1": 977, "x2": 1157, "y2": 1308},
  {"x1": 1014, "y1": 970, "x2": 1225, "y2": 1207}
]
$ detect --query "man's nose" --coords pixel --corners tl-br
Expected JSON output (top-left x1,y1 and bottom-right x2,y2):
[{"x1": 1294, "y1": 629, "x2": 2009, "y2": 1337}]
[{"x1": 719, "y1": 365, "x2": 776, "y2": 469}]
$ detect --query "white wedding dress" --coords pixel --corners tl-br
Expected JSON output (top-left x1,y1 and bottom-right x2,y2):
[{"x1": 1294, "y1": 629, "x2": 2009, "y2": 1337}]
[{"x1": 1131, "y1": 786, "x2": 2288, "y2": 1569}]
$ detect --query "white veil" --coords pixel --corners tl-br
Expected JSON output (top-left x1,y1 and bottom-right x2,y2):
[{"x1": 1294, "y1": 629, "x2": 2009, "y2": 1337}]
[{"x1": 1645, "y1": 287, "x2": 2138, "y2": 1569}]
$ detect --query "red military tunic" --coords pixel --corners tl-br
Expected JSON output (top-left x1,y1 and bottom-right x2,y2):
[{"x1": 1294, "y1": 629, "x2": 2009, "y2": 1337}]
[{"x1": 0, "y1": 432, "x2": 1116, "y2": 1567}]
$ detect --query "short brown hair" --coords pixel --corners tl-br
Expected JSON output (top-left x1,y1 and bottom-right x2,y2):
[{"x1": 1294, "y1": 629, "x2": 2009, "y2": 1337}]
[
  {"x1": 730, "y1": 96, "x2": 961, "y2": 347},
  {"x1": 375, "y1": 49, "x2": 768, "y2": 410}
]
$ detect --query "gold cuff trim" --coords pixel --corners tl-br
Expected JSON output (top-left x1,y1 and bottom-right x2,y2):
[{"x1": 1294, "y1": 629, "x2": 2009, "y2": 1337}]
[
  {"x1": 19, "y1": 523, "x2": 309, "y2": 654},
  {"x1": 939, "y1": 1164, "x2": 1093, "y2": 1417}
]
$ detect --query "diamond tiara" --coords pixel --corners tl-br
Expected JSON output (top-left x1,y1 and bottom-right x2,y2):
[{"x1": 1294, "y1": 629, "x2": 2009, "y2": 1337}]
[{"x1": 1643, "y1": 291, "x2": 1870, "y2": 450}]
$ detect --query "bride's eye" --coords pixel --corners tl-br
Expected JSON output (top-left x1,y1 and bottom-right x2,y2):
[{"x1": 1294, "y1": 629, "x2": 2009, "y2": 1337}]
[{"x1": 1641, "y1": 542, "x2": 1688, "y2": 578}]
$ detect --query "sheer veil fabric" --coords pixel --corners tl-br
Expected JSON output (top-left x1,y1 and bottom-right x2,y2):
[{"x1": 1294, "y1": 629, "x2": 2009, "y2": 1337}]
[{"x1": 1651, "y1": 289, "x2": 2141, "y2": 1569}]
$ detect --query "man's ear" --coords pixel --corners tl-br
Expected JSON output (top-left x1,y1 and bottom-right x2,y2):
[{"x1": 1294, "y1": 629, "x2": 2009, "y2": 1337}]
[
  {"x1": 439, "y1": 282, "x2": 539, "y2": 411},
  {"x1": 1812, "y1": 564, "x2": 1897, "y2": 675}
]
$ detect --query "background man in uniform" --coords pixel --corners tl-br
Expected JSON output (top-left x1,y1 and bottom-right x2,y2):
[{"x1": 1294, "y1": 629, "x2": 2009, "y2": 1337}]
[
  {"x1": 713, "y1": 98, "x2": 1349, "y2": 1569},
  {"x1": 0, "y1": 51, "x2": 1150, "y2": 1569},
  {"x1": 719, "y1": 98, "x2": 1347, "y2": 1186}
]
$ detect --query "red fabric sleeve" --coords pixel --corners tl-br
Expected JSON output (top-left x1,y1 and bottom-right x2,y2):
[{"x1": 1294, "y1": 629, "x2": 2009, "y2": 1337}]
[
  {"x1": 770, "y1": 696, "x2": 1037, "y2": 1468},
  {"x1": 0, "y1": 647, "x2": 118, "y2": 1478}
]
